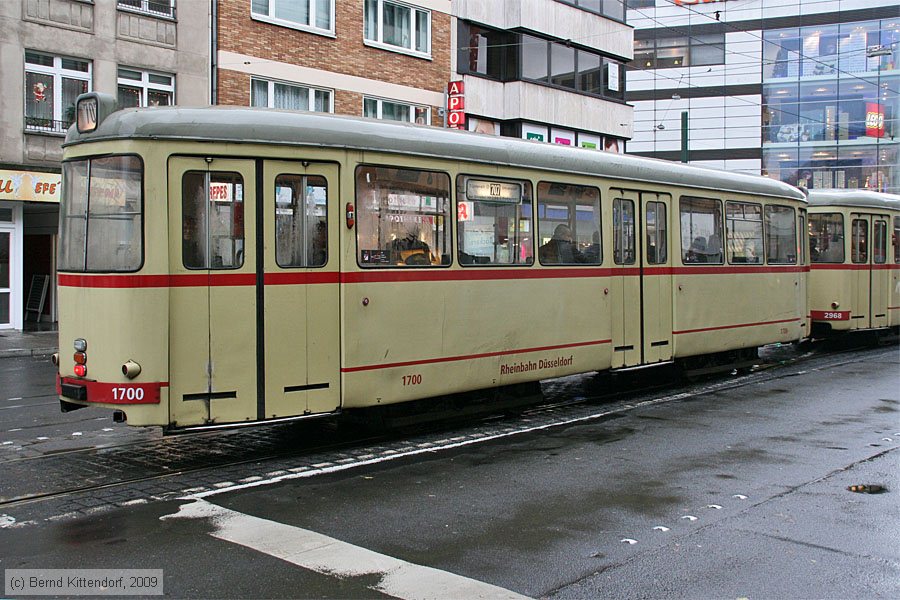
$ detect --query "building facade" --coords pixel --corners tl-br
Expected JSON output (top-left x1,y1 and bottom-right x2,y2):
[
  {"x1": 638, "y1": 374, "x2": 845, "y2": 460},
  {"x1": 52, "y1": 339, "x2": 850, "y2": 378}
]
[
  {"x1": 453, "y1": 0, "x2": 633, "y2": 149},
  {"x1": 626, "y1": 0, "x2": 898, "y2": 194},
  {"x1": 215, "y1": 0, "x2": 453, "y2": 125},
  {"x1": 0, "y1": 0, "x2": 209, "y2": 329}
]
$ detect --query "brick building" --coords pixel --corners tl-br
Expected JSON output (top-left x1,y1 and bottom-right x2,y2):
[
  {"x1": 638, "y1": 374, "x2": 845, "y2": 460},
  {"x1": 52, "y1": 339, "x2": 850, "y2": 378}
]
[{"x1": 215, "y1": 0, "x2": 451, "y2": 125}]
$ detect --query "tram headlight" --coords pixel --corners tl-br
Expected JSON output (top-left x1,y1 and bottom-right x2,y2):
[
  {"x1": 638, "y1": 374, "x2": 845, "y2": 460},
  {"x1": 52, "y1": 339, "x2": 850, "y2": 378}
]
[
  {"x1": 831, "y1": 301, "x2": 840, "y2": 309},
  {"x1": 122, "y1": 360, "x2": 142, "y2": 380}
]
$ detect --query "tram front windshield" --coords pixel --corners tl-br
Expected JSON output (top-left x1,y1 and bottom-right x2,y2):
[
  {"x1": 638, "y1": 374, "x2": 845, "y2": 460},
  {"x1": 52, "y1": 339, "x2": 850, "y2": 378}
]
[{"x1": 59, "y1": 155, "x2": 143, "y2": 272}]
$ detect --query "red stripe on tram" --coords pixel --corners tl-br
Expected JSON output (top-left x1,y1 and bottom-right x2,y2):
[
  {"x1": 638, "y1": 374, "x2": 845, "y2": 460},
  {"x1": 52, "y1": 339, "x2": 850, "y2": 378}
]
[
  {"x1": 340, "y1": 339, "x2": 612, "y2": 373},
  {"x1": 673, "y1": 317, "x2": 801, "y2": 335}
]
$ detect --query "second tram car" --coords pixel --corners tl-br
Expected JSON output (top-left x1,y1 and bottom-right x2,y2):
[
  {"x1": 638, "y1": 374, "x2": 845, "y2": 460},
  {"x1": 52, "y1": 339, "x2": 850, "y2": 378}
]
[
  {"x1": 55, "y1": 93, "x2": 809, "y2": 430},
  {"x1": 807, "y1": 189, "x2": 900, "y2": 337}
]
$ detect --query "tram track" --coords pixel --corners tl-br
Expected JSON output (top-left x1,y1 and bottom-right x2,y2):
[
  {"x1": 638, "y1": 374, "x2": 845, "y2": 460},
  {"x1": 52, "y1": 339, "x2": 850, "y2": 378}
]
[{"x1": 0, "y1": 340, "x2": 893, "y2": 513}]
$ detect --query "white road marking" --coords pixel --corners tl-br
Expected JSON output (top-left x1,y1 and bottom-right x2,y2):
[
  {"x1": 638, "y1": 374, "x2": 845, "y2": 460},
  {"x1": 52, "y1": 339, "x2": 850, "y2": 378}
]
[
  {"x1": 681, "y1": 515, "x2": 698, "y2": 521},
  {"x1": 707, "y1": 504, "x2": 723, "y2": 510},
  {"x1": 620, "y1": 538, "x2": 638, "y2": 545},
  {"x1": 0, "y1": 515, "x2": 16, "y2": 528},
  {"x1": 732, "y1": 494, "x2": 748, "y2": 500},
  {"x1": 652, "y1": 526, "x2": 670, "y2": 532},
  {"x1": 163, "y1": 500, "x2": 529, "y2": 600}
]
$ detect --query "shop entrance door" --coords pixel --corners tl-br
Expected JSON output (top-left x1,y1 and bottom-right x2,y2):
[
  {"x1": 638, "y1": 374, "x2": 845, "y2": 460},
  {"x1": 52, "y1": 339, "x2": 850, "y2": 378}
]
[{"x1": 0, "y1": 228, "x2": 11, "y2": 328}]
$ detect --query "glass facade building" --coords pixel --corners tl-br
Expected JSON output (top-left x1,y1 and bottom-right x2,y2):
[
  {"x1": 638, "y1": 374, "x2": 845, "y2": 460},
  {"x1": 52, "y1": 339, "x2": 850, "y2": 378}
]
[{"x1": 762, "y1": 20, "x2": 898, "y2": 192}]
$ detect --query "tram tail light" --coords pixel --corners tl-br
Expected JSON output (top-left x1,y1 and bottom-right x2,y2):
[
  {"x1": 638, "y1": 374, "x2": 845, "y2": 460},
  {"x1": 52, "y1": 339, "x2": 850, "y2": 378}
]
[
  {"x1": 122, "y1": 360, "x2": 142, "y2": 379},
  {"x1": 74, "y1": 364, "x2": 87, "y2": 378},
  {"x1": 831, "y1": 302, "x2": 840, "y2": 309},
  {"x1": 346, "y1": 202, "x2": 355, "y2": 229},
  {"x1": 74, "y1": 352, "x2": 87, "y2": 365}
]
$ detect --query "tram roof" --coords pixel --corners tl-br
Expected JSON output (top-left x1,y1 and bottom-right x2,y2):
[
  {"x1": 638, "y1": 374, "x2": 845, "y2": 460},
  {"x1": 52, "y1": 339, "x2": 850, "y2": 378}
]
[
  {"x1": 66, "y1": 106, "x2": 806, "y2": 201},
  {"x1": 806, "y1": 189, "x2": 900, "y2": 211}
]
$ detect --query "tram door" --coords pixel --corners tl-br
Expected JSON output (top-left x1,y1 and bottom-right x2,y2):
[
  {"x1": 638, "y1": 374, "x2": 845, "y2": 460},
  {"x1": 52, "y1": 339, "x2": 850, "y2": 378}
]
[
  {"x1": 262, "y1": 161, "x2": 340, "y2": 418},
  {"x1": 849, "y1": 214, "x2": 874, "y2": 330},
  {"x1": 610, "y1": 191, "x2": 641, "y2": 368},
  {"x1": 871, "y1": 216, "x2": 890, "y2": 329},
  {"x1": 168, "y1": 157, "x2": 258, "y2": 426},
  {"x1": 641, "y1": 193, "x2": 673, "y2": 363}
]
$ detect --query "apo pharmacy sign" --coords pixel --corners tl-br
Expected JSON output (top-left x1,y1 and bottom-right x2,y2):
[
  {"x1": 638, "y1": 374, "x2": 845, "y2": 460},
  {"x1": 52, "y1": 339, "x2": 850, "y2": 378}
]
[{"x1": 0, "y1": 169, "x2": 60, "y2": 203}]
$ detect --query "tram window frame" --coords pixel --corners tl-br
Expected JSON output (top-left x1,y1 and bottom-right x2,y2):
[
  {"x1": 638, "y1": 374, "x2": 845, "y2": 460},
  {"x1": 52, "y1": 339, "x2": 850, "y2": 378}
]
[
  {"x1": 613, "y1": 198, "x2": 635, "y2": 265},
  {"x1": 645, "y1": 201, "x2": 667, "y2": 265},
  {"x1": 725, "y1": 201, "x2": 764, "y2": 265},
  {"x1": 536, "y1": 181, "x2": 601, "y2": 266},
  {"x1": 355, "y1": 165, "x2": 451, "y2": 268},
  {"x1": 182, "y1": 171, "x2": 245, "y2": 270},
  {"x1": 894, "y1": 216, "x2": 900, "y2": 263},
  {"x1": 680, "y1": 196, "x2": 723, "y2": 265},
  {"x1": 799, "y1": 210, "x2": 807, "y2": 265},
  {"x1": 873, "y1": 219, "x2": 887, "y2": 265},
  {"x1": 59, "y1": 155, "x2": 144, "y2": 273},
  {"x1": 809, "y1": 213, "x2": 844, "y2": 263},
  {"x1": 851, "y1": 218, "x2": 868, "y2": 264},
  {"x1": 274, "y1": 174, "x2": 327, "y2": 268},
  {"x1": 764, "y1": 205, "x2": 797, "y2": 265},
  {"x1": 457, "y1": 175, "x2": 534, "y2": 266}
]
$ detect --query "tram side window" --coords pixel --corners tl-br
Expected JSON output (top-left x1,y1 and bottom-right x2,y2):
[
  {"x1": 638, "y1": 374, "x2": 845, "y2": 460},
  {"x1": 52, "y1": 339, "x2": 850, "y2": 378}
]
[
  {"x1": 537, "y1": 182, "x2": 601, "y2": 265},
  {"x1": 851, "y1": 219, "x2": 868, "y2": 264},
  {"x1": 680, "y1": 196, "x2": 723, "y2": 264},
  {"x1": 894, "y1": 216, "x2": 900, "y2": 262},
  {"x1": 873, "y1": 220, "x2": 887, "y2": 265},
  {"x1": 182, "y1": 171, "x2": 245, "y2": 270},
  {"x1": 613, "y1": 198, "x2": 635, "y2": 265},
  {"x1": 356, "y1": 166, "x2": 450, "y2": 267},
  {"x1": 809, "y1": 213, "x2": 844, "y2": 263},
  {"x1": 59, "y1": 156, "x2": 143, "y2": 272},
  {"x1": 725, "y1": 202, "x2": 763, "y2": 264},
  {"x1": 765, "y1": 205, "x2": 796, "y2": 264},
  {"x1": 275, "y1": 174, "x2": 327, "y2": 268},
  {"x1": 645, "y1": 201, "x2": 667, "y2": 264},
  {"x1": 457, "y1": 176, "x2": 533, "y2": 266}
]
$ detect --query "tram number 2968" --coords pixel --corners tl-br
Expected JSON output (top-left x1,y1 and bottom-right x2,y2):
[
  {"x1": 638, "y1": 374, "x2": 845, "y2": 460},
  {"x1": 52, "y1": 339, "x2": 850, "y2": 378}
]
[
  {"x1": 402, "y1": 374, "x2": 422, "y2": 386},
  {"x1": 112, "y1": 386, "x2": 146, "y2": 401}
]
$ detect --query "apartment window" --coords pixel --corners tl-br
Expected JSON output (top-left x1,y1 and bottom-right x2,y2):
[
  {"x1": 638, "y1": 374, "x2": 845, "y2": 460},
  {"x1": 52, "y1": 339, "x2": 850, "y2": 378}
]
[
  {"x1": 364, "y1": 0, "x2": 430, "y2": 56},
  {"x1": 556, "y1": 0, "x2": 624, "y2": 21},
  {"x1": 117, "y1": 0, "x2": 175, "y2": 18},
  {"x1": 252, "y1": 0, "x2": 333, "y2": 33},
  {"x1": 251, "y1": 79, "x2": 332, "y2": 113},
  {"x1": 118, "y1": 68, "x2": 174, "y2": 109},
  {"x1": 364, "y1": 97, "x2": 429, "y2": 124},
  {"x1": 521, "y1": 35, "x2": 624, "y2": 100},
  {"x1": 24, "y1": 51, "x2": 90, "y2": 134}
]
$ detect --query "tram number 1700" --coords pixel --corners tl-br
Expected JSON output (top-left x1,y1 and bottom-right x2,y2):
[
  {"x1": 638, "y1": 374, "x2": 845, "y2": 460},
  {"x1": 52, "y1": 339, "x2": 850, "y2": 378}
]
[
  {"x1": 402, "y1": 374, "x2": 422, "y2": 386},
  {"x1": 112, "y1": 386, "x2": 146, "y2": 401}
]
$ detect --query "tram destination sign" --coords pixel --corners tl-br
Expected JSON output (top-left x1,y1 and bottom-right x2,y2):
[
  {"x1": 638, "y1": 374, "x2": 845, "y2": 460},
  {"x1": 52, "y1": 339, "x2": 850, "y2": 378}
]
[{"x1": 465, "y1": 179, "x2": 522, "y2": 203}]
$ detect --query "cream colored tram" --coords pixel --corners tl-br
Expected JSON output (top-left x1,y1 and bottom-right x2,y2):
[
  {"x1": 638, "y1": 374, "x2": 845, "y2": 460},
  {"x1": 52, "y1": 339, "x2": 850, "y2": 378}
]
[
  {"x1": 55, "y1": 93, "x2": 807, "y2": 431},
  {"x1": 807, "y1": 189, "x2": 900, "y2": 336}
]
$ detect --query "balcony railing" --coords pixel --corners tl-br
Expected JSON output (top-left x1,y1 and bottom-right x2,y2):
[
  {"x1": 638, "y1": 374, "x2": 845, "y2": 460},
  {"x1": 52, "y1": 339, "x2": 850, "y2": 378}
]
[
  {"x1": 24, "y1": 117, "x2": 73, "y2": 134},
  {"x1": 117, "y1": 0, "x2": 176, "y2": 19}
]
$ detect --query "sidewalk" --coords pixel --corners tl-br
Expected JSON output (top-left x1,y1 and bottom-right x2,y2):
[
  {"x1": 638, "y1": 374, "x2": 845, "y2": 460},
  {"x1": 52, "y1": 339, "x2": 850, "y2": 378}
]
[{"x1": 0, "y1": 327, "x2": 59, "y2": 359}]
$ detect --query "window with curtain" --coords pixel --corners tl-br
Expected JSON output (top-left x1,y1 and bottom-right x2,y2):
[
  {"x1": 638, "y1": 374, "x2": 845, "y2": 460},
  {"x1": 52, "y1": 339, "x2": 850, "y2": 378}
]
[
  {"x1": 250, "y1": 78, "x2": 332, "y2": 113},
  {"x1": 252, "y1": 0, "x2": 333, "y2": 33},
  {"x1": 364, "y1": 0, "x2": 430, "y2": 56}
]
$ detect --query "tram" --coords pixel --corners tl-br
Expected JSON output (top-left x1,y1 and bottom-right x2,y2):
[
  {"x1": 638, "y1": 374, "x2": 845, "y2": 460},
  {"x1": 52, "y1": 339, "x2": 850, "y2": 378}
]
[
  {"x1": 55, "y1": 93, "x2": 808, "y2": 431},
  {"x1": 807, "y1": 189, "x2": 900, "y2": 337}
]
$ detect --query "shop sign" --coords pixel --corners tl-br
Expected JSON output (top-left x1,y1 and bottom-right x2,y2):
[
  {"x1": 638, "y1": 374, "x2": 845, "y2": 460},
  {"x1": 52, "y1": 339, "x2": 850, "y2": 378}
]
[
  {"x1": 866, "y1": 103, "x2": 884, "y2": 138},
  {"x1": 0, "y1": 169, "x2": 61, "y2": 203},
  {"x1": 447, "y1": 80, "x2": 465, "y2": 129}
]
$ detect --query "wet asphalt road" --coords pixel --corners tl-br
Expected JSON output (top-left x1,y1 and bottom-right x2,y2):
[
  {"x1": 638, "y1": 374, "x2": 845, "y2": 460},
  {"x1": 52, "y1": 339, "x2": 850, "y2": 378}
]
[{"x1": 1, "y1": 345, "x2": 898, "y2": 598}]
